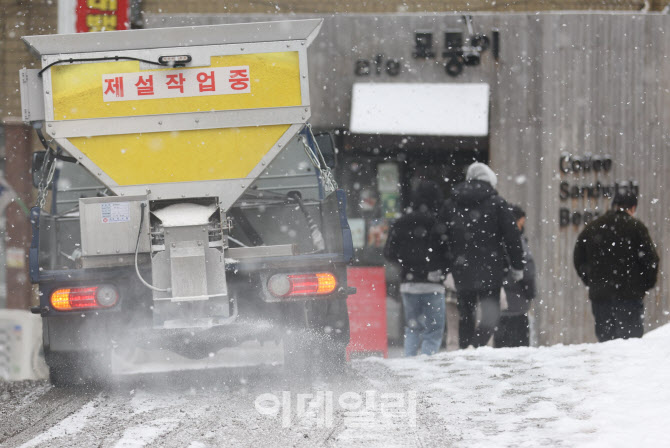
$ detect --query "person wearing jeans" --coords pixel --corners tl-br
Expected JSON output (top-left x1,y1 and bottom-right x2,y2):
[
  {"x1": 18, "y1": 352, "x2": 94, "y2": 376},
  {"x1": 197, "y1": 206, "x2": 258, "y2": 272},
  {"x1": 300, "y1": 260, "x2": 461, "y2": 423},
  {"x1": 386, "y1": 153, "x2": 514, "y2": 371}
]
[
  {"x1": 384, "y1": 180, "x2": 448, "y2": 356},
  {"x1": 401, "y1": 287, "x2": 446, "y2": 356}
]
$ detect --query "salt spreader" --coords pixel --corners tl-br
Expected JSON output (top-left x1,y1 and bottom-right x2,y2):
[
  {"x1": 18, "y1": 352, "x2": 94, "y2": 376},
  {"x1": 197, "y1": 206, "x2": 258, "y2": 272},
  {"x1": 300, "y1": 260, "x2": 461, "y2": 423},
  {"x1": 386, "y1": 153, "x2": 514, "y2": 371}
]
[{"x1": 19, "y1": 19, "x2": 353, "y2": 385}]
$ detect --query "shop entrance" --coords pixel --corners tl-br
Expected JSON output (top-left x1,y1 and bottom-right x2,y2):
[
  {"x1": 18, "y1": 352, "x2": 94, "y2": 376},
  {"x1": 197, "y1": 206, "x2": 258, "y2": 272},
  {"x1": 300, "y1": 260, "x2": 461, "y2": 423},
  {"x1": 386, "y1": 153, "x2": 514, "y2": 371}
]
[
  {"x1": 337, "y1": 136, "x2": 488, "y2": 268},
  {"x1": 336, "y1": 135, "x2": 488, "y2": 346}
]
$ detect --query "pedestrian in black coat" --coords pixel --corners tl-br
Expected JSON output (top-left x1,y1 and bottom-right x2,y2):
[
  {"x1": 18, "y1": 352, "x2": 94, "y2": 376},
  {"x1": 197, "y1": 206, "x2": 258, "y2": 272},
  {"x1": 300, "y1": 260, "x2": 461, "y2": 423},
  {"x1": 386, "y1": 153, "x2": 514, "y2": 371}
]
[
  {"x1": 574, "y1": 191, "x2": 659, "y2": 341},
  {"x1": 436, "y1": 163, "x2": 524, "y2": 348},
  {"x1": 494, "y1": 205, "x2": 536, "y2": 348},
  {"x1": 384, "y1": 180, "x2": 448, "y2": 356},
  {"x1": 384, "y1": 181, "x2": 446, "y2": 284}
]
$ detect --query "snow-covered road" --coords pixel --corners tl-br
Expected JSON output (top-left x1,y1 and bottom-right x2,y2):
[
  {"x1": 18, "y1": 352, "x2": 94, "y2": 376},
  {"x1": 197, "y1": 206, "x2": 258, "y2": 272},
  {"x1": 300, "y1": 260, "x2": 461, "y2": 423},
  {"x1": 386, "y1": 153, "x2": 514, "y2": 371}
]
[{"x1": 1, "y1": 325, "x2": 669, "y2": 447}]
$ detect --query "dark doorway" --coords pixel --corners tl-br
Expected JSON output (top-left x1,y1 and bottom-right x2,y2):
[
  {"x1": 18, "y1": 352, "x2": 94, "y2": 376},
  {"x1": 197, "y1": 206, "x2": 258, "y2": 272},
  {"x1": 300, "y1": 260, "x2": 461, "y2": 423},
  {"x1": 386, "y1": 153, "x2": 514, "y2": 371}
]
[{"x1": 337, "y1": 133, "x2": 488, "y2": 267}]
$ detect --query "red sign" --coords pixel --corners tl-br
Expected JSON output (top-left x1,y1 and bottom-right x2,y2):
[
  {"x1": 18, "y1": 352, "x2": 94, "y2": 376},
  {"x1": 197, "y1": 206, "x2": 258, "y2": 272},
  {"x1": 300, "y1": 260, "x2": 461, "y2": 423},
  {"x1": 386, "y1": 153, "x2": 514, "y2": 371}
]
[
  {"x1": 76, "y1": 0, "x2": 129, "y2": 33},
  {"x1": 346, "y1": 267, "x2": 389, "y2": 360}
]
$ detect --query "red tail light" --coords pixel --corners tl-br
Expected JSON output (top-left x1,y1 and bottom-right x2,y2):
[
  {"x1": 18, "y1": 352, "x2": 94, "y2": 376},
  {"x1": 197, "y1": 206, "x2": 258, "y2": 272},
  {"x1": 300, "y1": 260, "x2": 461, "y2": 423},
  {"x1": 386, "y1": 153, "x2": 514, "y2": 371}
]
[
  {"x1": 267, "y1": 273, "x2": 337, "y2": 297},
  {"x1": 50, "y1": 285, "x2": 118, "y2": 311}
]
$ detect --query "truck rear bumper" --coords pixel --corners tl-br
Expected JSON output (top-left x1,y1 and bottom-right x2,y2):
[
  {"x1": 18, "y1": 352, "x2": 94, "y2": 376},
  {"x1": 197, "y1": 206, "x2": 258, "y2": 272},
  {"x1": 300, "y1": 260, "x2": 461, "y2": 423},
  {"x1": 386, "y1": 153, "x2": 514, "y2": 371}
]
[{"x1": 38, "y1": 252, "x2": 350, "y2": 356}]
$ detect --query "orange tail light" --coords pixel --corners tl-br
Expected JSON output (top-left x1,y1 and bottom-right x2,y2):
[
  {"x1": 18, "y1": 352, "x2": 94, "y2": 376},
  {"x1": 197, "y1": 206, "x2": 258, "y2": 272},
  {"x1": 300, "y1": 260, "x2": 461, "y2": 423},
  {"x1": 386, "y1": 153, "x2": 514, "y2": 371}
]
[
  {"x1": 267, "y1": 273, "x2": 337, "y2": 297},
  {"x1": 50, "y1": 285, "x2": 118, "y2": 311}
]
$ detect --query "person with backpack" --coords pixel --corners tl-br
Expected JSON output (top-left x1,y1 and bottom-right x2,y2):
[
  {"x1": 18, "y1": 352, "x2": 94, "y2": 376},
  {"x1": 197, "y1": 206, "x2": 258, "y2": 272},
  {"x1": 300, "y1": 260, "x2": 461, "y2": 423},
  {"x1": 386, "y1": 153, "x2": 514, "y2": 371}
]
[{"x1": 384, "y1": 180, "x2": 447, "y2": 356}]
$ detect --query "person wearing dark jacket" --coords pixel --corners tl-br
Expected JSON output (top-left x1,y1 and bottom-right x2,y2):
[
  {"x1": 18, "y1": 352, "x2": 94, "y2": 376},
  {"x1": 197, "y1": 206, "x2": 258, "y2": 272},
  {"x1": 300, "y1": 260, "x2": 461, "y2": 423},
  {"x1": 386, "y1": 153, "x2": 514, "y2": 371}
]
[
  {"x1": 436, "y1": 162, "x2": 524, "y2": 348},
  {"x1": 574, "y1": 191, "x2": 658, "y2": 342},
  {"x1": 384, "y1": 180, "x2": 447, "y2": 356},
  {"x1": 494, "y1": 205, "x2": 536, "y2": 347}
]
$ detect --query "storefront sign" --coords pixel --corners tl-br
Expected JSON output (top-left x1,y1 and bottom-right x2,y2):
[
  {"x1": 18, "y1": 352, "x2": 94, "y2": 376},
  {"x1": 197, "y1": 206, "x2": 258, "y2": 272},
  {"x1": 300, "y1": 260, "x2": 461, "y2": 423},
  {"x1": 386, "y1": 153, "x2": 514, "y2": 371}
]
[
  {"x1": 558, "y1": 153, "x2": 638, "y2": 228},
  {"x1": 353, "y1": 24, "x2": 497, "y2": 78},
  {"x1": 76, "y1": 0, "x2": 129, "y2": 33}
]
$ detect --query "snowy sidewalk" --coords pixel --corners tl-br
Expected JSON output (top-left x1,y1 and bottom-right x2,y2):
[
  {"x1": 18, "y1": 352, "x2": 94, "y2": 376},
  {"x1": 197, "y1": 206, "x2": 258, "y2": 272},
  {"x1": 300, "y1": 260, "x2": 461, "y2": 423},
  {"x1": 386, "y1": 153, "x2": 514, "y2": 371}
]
[
  {"x1": 366, "y1": 324, "x2": 670, "y2": 447},
  {"x1": 1, "y1": 326, "x2": 669, "y2": 447}
]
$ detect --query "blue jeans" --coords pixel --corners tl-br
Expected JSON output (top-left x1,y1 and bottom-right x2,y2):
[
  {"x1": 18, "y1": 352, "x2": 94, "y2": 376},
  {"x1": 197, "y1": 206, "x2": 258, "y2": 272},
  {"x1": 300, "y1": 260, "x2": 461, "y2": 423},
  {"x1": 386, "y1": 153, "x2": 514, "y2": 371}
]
[{"x1": 402, "y1": 291, "x2": 446, "y2": 356}]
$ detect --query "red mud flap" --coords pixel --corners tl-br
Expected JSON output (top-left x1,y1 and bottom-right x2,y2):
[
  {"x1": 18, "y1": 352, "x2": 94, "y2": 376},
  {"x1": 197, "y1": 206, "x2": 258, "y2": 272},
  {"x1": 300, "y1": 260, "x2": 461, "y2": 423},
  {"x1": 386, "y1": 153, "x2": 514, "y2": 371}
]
[{"x1": 346, "y1": 267, "x2": 388, "y2": 360}]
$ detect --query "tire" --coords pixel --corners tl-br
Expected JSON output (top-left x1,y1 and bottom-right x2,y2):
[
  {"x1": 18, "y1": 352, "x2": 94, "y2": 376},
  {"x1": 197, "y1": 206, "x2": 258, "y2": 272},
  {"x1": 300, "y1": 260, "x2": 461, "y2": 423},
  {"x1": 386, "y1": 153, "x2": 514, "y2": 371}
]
[
  {"x1": 307, "y1": 298, "x2": 350, "y2": 372},
  {"x1": 46, "y1": 350, "x2": 111, "y2": 388},
  {"x1": 282, "y1": 327, "x2": 314, "y2": 377},
  {"x1": 46, "y1": 352, "x2": 83, "y2": 388},
  {"x1": 48, "y1": 364, "x2": 71, "y2": 388},
  {"x1": 312, "y1": 334, "x2": 348, "y2": 375},
  {"x1": 279, "y1": 301, "x2": 311, "y2": 376},
  {"x1": 281, "y1": 299, "x2": 351, "y2": 377}
]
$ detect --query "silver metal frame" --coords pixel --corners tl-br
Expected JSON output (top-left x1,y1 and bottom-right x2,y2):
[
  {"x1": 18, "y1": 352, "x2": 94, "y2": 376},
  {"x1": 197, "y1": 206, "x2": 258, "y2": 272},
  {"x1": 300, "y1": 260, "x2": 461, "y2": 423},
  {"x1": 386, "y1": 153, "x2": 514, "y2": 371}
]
[
  {"x1": 19, "y1": 69, "x2": 44, "y2": 123},
  {"x1": 23, "y1": 19, "x2": 323, "y2": 55},
  {"x1": 48, "y1": 106, "x2": 309, "y2": 138}
]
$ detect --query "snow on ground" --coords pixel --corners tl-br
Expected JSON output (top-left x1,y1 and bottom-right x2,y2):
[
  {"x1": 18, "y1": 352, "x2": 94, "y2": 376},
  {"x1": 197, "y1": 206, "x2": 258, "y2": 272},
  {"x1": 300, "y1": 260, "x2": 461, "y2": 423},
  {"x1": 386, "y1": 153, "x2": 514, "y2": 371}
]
[
  {"x1": 18, "y1": 401, "x2": 99, "y2": 448},
  {"x1": 0, "y1": 325, "x2": 669, "y2": 447},
  {"x1": 373, "y1": 323, "x2": 670, "y2": 447}
]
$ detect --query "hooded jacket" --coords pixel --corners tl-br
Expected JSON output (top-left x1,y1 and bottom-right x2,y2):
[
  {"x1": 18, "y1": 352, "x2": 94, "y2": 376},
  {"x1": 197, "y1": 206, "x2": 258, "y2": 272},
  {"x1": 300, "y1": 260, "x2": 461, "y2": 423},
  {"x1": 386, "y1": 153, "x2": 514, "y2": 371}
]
[
  {"x1": 437, "y1": 179, "x2": 524, "y2": 292},
  {"x1": 574, "y1": 210, "x2": 658, "y2": 299},
  {"x1": 384, "y1": 182, "x2": 447, "y2": 283}
]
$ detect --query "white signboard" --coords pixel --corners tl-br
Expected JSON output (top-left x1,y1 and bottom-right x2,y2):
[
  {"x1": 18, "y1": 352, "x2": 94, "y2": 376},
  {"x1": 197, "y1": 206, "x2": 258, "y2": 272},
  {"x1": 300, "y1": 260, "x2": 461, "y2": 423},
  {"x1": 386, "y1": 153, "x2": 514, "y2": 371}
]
[
  {"x1": 102, "y1": 66, "x2": 251, "y2": 102},
  {"x1": 350, "y1": 82, "x2": 490, "y2": 137}
]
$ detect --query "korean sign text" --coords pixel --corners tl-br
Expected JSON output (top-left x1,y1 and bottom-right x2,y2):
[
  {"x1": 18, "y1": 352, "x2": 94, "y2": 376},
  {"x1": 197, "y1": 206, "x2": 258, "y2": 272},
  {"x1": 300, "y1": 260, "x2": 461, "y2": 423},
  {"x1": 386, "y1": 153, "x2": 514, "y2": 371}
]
[{"x1": 102, "y1": 66, "x2": 251, "y2": 102}]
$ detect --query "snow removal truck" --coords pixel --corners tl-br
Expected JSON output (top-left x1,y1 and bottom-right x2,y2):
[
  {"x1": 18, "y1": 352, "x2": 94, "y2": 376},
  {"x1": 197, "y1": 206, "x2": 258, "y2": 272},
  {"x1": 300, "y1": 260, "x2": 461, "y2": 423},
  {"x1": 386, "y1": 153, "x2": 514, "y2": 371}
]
[{"x1": 19, "y1": 19, "x2": 354, "y2": 386}]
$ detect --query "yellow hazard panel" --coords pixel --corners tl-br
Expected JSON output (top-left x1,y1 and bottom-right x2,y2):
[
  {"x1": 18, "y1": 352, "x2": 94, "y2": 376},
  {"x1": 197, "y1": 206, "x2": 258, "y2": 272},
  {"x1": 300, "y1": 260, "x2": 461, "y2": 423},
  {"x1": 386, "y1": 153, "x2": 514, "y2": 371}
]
[
  {"x1": 69, "y1": 125, "x2": 290, "y2": 185},
  {"x1": 51, "y1": 52, "x2": 301, "y2": 120}
]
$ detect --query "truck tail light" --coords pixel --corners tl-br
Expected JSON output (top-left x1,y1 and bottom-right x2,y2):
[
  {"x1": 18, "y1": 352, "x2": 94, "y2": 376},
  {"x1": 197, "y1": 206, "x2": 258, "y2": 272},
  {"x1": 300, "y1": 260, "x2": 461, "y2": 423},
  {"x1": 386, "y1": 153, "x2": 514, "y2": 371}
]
[
  {"x1": 267, "y1": 273, "x2": 337, "y2": 298},
  {"x1": 50, "y1": 285, "x2": 118, "y2": 311}
]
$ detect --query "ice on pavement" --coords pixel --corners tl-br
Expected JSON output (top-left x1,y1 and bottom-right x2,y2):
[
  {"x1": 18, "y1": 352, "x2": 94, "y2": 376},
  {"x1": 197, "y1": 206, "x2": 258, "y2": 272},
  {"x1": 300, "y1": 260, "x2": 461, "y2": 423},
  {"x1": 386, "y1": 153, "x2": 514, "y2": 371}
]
[{"x1": 368, "y1": 323, "x2": 670, "y2": 447}]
